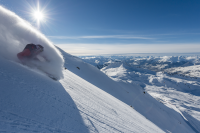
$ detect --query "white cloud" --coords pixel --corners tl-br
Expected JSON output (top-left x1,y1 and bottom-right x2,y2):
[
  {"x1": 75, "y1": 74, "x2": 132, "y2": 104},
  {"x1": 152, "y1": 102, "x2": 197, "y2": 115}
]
[
  {"x1": 56, "y1": 43, "x2": 200, "y2": 56},
  {"x1": 48, "y1": 35, "x2": 155, "y2": 40}
]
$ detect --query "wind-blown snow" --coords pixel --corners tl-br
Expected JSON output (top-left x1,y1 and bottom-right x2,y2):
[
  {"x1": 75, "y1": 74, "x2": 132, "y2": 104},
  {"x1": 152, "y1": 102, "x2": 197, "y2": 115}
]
[
  {"x1": 0, "y1": 6, "x2": 64, "y2": 79},
  {"x1": 0, "y1": 55, "x2": 166, "y2": 133}
]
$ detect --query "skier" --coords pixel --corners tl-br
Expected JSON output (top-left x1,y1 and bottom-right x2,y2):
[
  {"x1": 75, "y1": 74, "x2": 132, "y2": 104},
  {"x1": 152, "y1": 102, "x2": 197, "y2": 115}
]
[
  {"x1": 17, "y1": 43, "x2": 57, "y2": 80},
  {"x1": 17, "y1": 43, "x2": 44, "y2": 62}
]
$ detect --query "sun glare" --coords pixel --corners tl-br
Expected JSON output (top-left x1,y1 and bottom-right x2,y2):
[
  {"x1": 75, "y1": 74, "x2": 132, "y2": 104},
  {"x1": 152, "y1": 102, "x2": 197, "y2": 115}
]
[
  {"x1": 25, "y1": 0, "x2": 51, "y2": 29},
  {"x1": 29, "y1": 0, "x2": 48, "y2": 28},
  {"x1": 34, "y1": 10, "x2": 44, "y2": 21}
]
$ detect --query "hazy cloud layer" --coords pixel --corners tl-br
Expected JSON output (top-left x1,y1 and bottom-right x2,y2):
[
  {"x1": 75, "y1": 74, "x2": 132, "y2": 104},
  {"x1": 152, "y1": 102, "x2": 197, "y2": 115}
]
[
  {"x1": 57, "y1": 43, "x2": 200, "y2": 56},
  {"x1": 48, "y1": 35, "x2": 155, "y2": 40}
]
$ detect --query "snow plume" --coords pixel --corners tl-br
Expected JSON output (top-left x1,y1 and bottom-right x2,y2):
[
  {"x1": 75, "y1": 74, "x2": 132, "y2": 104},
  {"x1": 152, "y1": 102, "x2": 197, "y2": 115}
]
[{"x1": 0, "y1": 6, "x2": 64, "y2": 80}]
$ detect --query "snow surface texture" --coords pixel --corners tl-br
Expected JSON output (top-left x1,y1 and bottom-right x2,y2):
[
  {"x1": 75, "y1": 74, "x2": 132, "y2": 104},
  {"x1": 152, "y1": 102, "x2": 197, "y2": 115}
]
[
  {"x1": 0, "y1": 45, "x2": 196, "y2": 132},
  {"x1": 0, "y1": 55, "x2": 166, "y2": 132},
  {"x1": 58, "y1": 48, "x2": 196, "y2": 133},
  {"x1": 0, "y1": 6, "x2": 64, "y2": 80},
  {"x1": 81, "y1": 55, "x2": 200, "y2": 132}
]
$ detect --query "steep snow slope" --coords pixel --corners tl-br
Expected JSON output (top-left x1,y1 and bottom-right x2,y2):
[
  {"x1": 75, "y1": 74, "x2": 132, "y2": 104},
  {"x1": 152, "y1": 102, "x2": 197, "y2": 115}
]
[
  {"x1": 0, "y1": 57, "x2": 87, "y2": 132},
  {"x1": 60, "y1": 68, "x2": 164, "y2": 133},
  {"x1": 0, "y1": 57, "x2": 165, "y2": 133},
  {"x1": 58, "y1": 48, "x2": 196, "y2": 133}
]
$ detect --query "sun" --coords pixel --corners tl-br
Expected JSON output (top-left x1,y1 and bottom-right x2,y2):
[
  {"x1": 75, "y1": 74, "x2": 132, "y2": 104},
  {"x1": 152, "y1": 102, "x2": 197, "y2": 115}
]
[
  {"x1": 32, "y1": 1, "x2": 45, "y2": 23},
  {"x1": 25, "y1": 0, "x2": 51, "y2": 29},
  {"x1": 29, "y1": 0, "x2": 48, "y2": 28},
  {"x1": 33, "y1": 10, "x2": 44, "y2": 21}
]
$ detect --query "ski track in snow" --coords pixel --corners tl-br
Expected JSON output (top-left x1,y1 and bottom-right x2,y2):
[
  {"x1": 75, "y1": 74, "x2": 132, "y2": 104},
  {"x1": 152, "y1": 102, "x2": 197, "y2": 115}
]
[
  {"x1": 61, "y1": 71, "x2": 164, "y2": 133},
  {"x1": 0, "y1": 49, "x2": 199, "y2": 132},
  {"x1": 60, "y1": 49, "x2": 196, "y2": 133},
  {"x1": 0, "y1": 57, "x2": 165, "y2": 133}
]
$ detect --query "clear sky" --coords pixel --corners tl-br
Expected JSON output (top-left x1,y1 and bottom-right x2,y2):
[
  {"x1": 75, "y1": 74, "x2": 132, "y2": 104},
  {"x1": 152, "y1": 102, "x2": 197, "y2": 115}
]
[{"x1": 1, "y1": 0, "x2": 200, "y2": 55}]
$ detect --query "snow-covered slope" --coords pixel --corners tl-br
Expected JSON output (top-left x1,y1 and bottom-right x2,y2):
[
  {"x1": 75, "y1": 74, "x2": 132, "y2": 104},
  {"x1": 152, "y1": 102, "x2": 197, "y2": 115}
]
[
  {"x1": 0, "y1": 56, "x2": 166, "y2": 133},
  {"x1": 0, "y1": 57, "x2": 88, "y2": 132},
  {"x1": 58, "y1": 48, "x2": 196, "y2": 133},
  {"x1": 81, "y1": 55, "x2": 200, "y2": 132},
  {"x1": 1, "y1": 45, "x2": 199, "y2": 132}
]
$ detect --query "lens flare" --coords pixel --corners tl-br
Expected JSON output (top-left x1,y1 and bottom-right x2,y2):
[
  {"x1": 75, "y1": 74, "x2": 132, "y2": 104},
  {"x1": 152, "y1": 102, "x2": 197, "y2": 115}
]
[
  {"x1": 34, "y1": 10, "x2": 44, "y2": 21},
  {"x1": 28, "y1": 0, "x2": 48, "y2": 29},
  {"x1": 24, "y1": 0, "x2": 52, "y2": 30}
]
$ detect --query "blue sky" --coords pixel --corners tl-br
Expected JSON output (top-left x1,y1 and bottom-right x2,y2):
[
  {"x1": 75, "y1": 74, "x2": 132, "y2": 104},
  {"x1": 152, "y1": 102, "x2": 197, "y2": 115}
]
[{"x1": 1, "y1": 0, "x2": 200, "y2": 55}]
